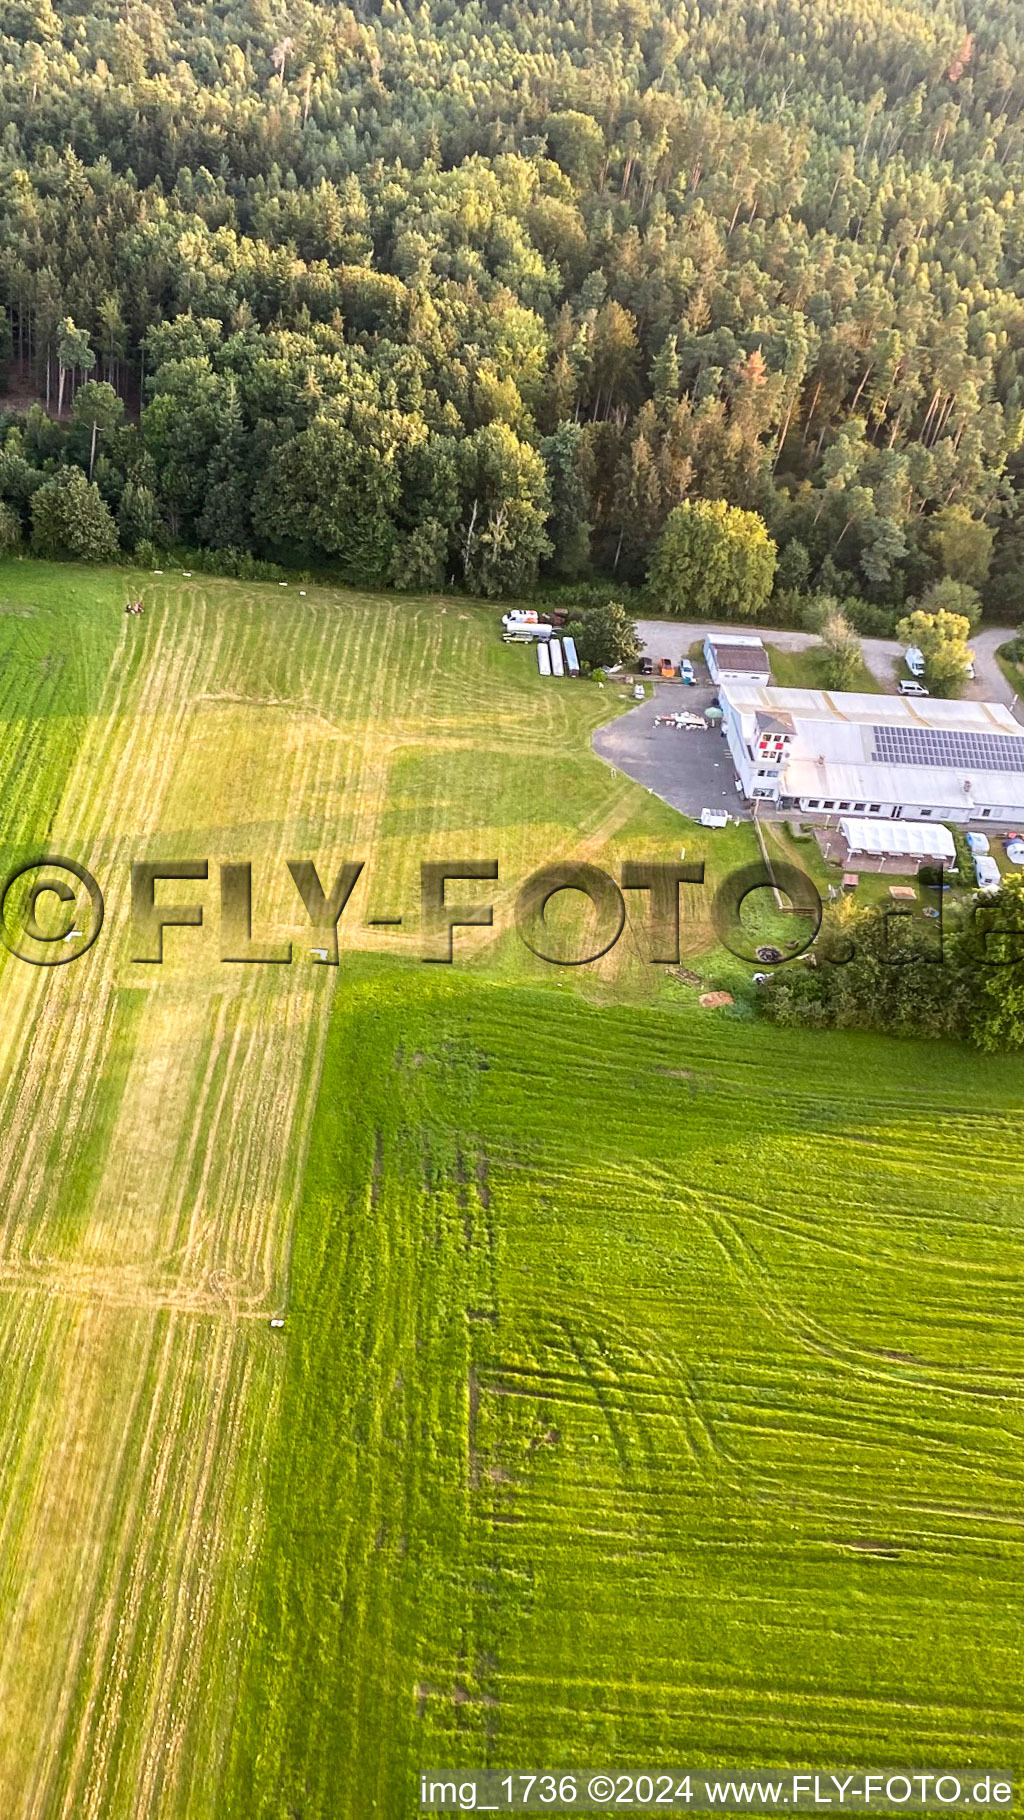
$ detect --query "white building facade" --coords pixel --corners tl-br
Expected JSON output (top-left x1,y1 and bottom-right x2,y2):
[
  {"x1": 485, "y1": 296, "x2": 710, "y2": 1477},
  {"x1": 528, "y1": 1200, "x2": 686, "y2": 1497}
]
[
  {"x1": 703, "y1": 635, "x2": 771, "y2": 686},
  {"x1": 720, "y1": 683, "x2": 1024, "y2": 825}
]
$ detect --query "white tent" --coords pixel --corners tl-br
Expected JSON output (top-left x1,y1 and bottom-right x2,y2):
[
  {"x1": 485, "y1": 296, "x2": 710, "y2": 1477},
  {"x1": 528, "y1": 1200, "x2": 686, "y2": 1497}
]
[{"x1": 840, "y1": 817, "x2": 955, "y2": 861}]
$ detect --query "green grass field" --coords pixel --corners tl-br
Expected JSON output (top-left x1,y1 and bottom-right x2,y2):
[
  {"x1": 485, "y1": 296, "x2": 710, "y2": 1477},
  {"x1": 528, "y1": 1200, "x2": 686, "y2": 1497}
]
[
  {"x1": 224, "y1": 968, "x2": 1024, "y2": 1819},
  {"x1": 763, "y1": 643, "x2": 883, "y2": 696},
  {"x1": 0, "y1": 561, "x2": 1022, "y2": 1818}
]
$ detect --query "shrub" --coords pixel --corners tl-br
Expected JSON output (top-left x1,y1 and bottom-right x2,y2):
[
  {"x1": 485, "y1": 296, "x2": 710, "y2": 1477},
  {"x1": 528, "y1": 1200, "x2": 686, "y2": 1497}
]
[
  {"x1": 178, "y1": 546, "x2": 288, "y2": 583},
  {"x1": 819, "y1": 610, "x2": 861, "y2": 690},
  {"x1": 574, "y1": 601, "x2": 640, "y2": 670},
  {"x1": 30, "y1": 467, "x2": 119, "y2": 562},
  {"x1": 841, "y1": 597, "x2": 899, "y2": 636}
]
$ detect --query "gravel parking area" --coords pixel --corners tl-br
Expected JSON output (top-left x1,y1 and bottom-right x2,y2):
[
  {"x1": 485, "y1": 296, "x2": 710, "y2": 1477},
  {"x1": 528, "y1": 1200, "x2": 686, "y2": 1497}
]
[{"x1": 593, "y1": 685, "x2": 748, "y2": 820}]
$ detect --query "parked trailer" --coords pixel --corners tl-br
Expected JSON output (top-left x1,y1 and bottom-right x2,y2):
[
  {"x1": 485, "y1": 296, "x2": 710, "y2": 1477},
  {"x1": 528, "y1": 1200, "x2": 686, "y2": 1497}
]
[
  {"x1": 504, "y1": 624, "x2": 551, "y2": 642},
  {"x1": 549, "y1": 638, "x2": 565, "y2": 677},
  {"x1": 537, "y1": 641, "x2": 552, "y2": 676},
  {"x1": 563, "y1": 636, "x2": 580, "y2": 676}
]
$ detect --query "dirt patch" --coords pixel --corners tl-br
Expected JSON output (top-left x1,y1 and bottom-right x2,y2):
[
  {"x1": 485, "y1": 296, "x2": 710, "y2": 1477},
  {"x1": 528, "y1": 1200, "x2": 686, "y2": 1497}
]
[
  {"x1": 699, "y1": 991, "x2": 734, "y2": 1009},
  {"x1": 528, "y1": 1426, "x2": 561, "y2": 1454},
  {"x1": 668, "y1": 966, "x2": 703, "y2": 986}
]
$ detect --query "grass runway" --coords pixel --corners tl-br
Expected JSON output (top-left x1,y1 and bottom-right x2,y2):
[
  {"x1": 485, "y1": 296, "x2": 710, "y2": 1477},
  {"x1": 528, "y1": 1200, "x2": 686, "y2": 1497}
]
[{"x1": 0, "y1": 563, "x2": 1020, "y2": 1816}]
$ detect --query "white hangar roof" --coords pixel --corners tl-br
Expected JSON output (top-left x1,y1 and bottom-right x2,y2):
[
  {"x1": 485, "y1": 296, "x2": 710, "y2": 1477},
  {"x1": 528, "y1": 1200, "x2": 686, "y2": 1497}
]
[{"x1": 721, "y1": 683, "x2": 1024, "y2": 814}]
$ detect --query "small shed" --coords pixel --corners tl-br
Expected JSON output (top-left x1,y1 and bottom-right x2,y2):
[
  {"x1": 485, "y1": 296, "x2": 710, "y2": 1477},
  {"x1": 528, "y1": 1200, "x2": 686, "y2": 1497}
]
[{"x1": 703, "y1": 635, "x2": 771, "y2": 686}]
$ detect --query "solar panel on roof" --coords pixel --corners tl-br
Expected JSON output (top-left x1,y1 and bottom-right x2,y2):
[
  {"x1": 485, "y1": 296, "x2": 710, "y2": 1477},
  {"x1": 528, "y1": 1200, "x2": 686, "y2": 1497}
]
[{"x1": 871, "y1": 724, "x2": 1024, "y2": 773}]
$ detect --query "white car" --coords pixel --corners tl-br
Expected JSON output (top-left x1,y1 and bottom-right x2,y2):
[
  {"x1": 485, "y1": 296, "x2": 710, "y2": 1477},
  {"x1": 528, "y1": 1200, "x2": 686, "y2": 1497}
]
[
  {"x1": 679, "y1": 658, "x2": 695, "y2": 684},
  {"x1": 966, "y1": 832, "x2": 990, "y2": 856},
  {"x1": 974, "y1": 855, "x2": 1001, "y2": 892},
  {"x1": 898, "y1": 679, "x2": 929, "y2": 697}
]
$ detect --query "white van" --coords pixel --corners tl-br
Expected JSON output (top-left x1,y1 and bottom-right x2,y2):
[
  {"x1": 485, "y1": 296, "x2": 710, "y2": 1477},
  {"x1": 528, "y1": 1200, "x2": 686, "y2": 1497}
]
[
  {"x1": 904, "y1": 644, "x2": 926, "y2": 677},
  {"x1": 898, "y1": 678, "x2": 929, "y2": 697},
  {"x1": 974, "y1": 854, "x2": 1001, "y2": 893}
]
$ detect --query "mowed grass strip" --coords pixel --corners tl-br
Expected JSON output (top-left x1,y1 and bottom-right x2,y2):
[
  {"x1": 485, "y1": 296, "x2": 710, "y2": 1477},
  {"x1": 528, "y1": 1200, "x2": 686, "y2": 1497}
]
[
  {"x1": 0, "y1": 560, "x2": 754, "y2": 1816},
  {"x1": 0, "y1": 1296, "x2": 282, "y2": 1820},
  {"x1": 0, "y1": 557, "x2": 726, "y2": 1280}
]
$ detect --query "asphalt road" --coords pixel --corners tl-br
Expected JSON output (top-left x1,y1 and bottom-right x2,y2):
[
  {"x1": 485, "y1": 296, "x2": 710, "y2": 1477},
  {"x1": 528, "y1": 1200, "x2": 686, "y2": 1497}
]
[
  {"x1": 634, "y1": 619, "x2": 1021, "y2": 716},
  {"x1": 592, "y1": 686, "x2": 742, "y2": 820}
]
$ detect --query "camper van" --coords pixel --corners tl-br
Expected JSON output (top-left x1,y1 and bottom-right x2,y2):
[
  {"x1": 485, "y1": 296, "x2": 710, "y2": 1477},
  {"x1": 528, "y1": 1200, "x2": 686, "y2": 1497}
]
[
  {"x1": 974, "y1": 854, "x2": 1001, "y2": 893},
  {"x1": 502, "y1": 610, "x2": 552, "y2": 642}
]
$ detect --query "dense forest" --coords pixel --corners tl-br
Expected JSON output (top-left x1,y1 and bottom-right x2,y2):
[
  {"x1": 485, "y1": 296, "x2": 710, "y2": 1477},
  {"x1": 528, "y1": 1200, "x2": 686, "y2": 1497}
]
[{"x1": 2, "y1": 0, "x2": 1024, "y2": 617}]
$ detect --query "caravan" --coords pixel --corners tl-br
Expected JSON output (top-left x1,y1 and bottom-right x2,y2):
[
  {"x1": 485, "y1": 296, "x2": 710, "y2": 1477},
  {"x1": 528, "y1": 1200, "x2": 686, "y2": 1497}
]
[{"x1": 502, "y1": 609, "x2": 552, "y2": 643}]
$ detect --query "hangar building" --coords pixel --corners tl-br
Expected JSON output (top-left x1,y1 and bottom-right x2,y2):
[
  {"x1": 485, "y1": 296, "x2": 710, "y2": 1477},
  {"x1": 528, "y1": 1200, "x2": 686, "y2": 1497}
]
[{"x1": 720, "y1": 683, "x2": 1024, "y2": 825}]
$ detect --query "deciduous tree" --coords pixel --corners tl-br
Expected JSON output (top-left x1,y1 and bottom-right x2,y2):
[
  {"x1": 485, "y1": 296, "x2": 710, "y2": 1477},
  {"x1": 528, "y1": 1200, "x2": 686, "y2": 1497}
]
[
  {"x1": 30, "y1": 467, "x2": 119, "y2": 561},
  {"x1": 896, "y1": 607, "x2": 974, "y2": 697},
  {"x1": 648, "y1": 498, "x2": 776, "y2": 619}
]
